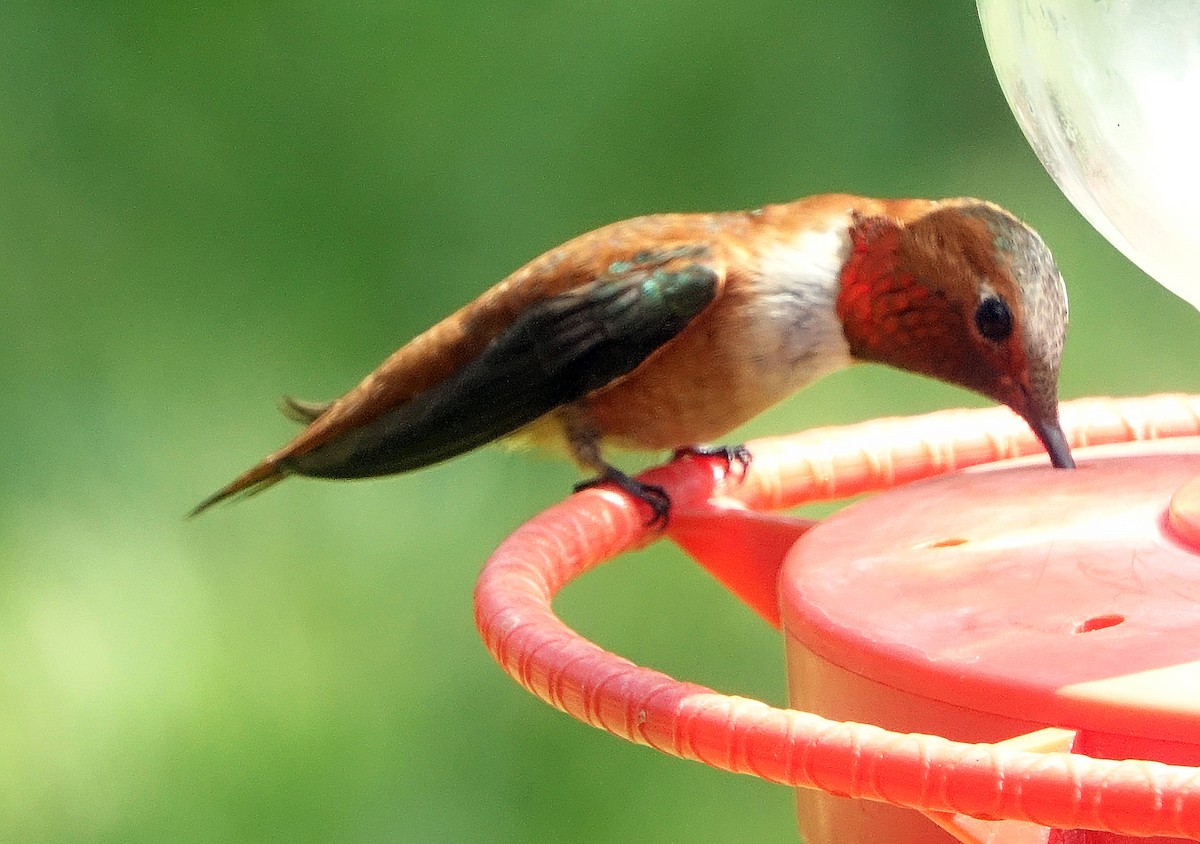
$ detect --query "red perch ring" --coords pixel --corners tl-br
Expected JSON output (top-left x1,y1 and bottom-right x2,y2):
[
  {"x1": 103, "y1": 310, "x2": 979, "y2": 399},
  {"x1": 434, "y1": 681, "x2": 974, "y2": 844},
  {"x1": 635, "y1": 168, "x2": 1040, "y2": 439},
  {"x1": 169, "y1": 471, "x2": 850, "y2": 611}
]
[{"x1": 475, "y1": 394, "x2": 1200, "y2": 842}]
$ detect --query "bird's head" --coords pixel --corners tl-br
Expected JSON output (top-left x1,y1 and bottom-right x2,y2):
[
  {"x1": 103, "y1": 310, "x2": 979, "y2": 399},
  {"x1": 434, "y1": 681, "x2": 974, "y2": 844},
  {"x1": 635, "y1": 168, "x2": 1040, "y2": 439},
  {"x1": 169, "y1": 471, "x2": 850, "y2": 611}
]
[{"x1": 836, "y1": 199, "x2": 1074, "y2": 468}]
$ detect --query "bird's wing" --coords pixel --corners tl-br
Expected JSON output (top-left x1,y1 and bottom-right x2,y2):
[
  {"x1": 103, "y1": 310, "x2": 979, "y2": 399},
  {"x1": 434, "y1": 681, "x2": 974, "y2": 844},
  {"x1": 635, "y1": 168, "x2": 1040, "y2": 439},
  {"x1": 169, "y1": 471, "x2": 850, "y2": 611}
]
[{"x1": 285, "y1": 258, "x2": 721, "y2": 478}]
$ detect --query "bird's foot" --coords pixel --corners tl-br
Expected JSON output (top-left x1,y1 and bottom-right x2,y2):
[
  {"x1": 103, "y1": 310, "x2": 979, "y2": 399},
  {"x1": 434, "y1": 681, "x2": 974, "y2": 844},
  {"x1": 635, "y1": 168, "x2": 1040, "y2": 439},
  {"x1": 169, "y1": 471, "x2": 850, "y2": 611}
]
[
  {"x1": 575, "y1": 469, "x2": 671, "y2": 528},
  {"x1": 672, "y1": 443, "x2": 752, "y2": 480}
]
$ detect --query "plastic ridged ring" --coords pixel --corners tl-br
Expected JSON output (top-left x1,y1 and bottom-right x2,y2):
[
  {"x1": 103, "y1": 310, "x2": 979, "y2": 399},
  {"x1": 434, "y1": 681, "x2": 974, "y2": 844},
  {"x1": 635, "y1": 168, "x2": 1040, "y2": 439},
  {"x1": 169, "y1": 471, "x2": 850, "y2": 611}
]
[{"x1": 475, "y1": 394, "x2": 1200, "y2": 840}]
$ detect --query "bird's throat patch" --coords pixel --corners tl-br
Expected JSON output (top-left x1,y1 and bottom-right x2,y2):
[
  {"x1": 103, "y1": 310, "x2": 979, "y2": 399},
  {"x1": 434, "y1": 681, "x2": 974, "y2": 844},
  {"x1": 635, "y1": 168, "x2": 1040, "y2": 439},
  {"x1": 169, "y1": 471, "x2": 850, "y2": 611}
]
[{"x1": 835, "y1": 212, "x2": 976, "y2": 385}]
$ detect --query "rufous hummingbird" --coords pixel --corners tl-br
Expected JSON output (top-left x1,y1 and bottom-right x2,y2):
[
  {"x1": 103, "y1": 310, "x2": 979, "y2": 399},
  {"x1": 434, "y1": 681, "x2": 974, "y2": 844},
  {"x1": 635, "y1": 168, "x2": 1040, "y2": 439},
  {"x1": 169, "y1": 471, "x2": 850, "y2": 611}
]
[{"x1": 192, "y1": 193, "x2": 1075, "y2": 522}]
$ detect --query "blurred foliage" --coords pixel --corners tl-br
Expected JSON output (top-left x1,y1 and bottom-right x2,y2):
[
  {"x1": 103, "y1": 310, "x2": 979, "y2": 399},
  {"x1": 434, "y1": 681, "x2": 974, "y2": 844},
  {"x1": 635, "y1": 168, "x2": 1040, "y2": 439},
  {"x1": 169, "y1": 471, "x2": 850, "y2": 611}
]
[{"x1": 1, "y1": 2, "x2": 1196, "y2": 842}]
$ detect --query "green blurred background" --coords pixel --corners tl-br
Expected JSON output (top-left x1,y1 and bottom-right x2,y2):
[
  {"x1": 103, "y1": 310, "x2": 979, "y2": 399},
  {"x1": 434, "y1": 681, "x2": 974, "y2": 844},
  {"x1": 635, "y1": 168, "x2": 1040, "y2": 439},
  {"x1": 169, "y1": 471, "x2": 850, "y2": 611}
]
[{"x1": 1, "y1": 2, "x2": 1195, "y2": 842}]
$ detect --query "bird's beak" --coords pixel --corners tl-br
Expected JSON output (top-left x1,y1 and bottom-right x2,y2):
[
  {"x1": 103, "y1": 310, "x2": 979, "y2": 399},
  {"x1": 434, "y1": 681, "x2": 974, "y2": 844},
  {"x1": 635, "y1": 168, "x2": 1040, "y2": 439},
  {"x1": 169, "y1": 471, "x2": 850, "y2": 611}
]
[{"x1": 1029, "y1": 414, "x2": 1075, "y2": 469}]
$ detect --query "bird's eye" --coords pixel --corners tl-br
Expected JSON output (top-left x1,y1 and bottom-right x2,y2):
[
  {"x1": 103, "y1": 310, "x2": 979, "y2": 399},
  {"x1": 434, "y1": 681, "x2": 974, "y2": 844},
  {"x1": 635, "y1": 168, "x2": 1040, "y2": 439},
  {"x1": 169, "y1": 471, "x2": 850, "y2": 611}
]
[{"x1": 974, "y1": 295, "x2": 1013, "y2": 343}]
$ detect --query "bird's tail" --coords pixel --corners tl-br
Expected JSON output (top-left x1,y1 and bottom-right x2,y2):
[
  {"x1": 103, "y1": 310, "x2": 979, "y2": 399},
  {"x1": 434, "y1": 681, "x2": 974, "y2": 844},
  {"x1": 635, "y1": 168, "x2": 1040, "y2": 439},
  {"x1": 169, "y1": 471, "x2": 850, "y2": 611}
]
[
  {"x1": 189, "y1": 459, "x2": 288, "y2": 518},
  {"x1": 279, "y1": 396, "x2": 332, "y2": 425},
  {"x1": 190, "y1": 396, "x2": 329, "y2": 517}
]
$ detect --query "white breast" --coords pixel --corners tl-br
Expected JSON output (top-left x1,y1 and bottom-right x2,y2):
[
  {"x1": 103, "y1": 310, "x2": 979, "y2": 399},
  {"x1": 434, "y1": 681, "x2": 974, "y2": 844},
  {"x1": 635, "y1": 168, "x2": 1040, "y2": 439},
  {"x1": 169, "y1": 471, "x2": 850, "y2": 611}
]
[{"x1": 735, "y1": 218, "x2": 855, "y2": 398}]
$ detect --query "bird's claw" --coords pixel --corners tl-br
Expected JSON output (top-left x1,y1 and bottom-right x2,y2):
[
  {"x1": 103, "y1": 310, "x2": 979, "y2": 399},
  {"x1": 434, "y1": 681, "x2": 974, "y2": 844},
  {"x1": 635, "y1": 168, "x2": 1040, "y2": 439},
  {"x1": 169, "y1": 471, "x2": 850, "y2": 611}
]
[
  {"x1": 575, "y1": 471, "x2": 671, "y2": 528},
  {"x1": 672, "y1": 443, "x2": 752, "y2": 480}
]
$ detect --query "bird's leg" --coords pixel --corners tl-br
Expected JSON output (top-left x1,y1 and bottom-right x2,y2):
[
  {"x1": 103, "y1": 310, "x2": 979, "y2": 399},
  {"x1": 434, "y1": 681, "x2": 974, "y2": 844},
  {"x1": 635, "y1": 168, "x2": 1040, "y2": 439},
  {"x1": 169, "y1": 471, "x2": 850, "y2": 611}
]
[
  {"x1": 672, "y1": 444, "x2": 753, "y2": 479},
  {"x1": 564, "y1": 409, "x2": 671, "y2": 527}
]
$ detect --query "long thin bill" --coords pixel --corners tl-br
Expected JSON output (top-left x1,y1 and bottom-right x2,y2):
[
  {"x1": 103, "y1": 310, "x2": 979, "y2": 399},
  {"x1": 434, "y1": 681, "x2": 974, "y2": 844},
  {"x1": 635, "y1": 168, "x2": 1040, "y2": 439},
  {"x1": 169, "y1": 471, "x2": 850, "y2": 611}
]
[{"x1": 1032, "y1": 417, "x2": 1076, "y2": 469}]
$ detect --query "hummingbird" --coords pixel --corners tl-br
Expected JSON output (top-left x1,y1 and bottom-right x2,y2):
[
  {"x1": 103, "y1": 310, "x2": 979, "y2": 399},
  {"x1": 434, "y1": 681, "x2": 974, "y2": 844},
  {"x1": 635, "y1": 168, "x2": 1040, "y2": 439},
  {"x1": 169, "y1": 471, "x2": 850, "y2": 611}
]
[{"x1": 192, "y1": 193, "x2": 1074, "y2": 522}]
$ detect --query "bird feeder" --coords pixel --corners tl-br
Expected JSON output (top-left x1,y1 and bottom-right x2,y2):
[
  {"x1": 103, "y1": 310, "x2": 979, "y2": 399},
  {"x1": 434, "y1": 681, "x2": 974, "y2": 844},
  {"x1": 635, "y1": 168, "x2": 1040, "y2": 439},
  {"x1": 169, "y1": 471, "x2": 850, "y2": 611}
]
[
  {"x1": 478, "y1": 2, "x2": 1200, "y2": 839},
  {"x1": 475, "y1": 394, "x2": 1200, "y2": 842}
]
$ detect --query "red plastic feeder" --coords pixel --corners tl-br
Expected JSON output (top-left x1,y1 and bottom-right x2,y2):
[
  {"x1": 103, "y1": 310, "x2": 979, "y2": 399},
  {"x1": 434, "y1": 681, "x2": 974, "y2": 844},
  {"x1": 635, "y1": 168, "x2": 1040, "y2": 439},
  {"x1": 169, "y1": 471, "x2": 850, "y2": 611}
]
[{"x1": 474, "y1": 394, "x2": 1200, "y2": 843}]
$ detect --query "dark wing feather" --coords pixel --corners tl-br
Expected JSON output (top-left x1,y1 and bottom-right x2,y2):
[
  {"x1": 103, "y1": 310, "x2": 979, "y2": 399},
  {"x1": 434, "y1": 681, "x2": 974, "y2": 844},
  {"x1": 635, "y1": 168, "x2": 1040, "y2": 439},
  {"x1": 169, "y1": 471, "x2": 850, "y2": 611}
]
[{"x1": 284, "y1": 263, "x2": 720, "y2": 479}]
